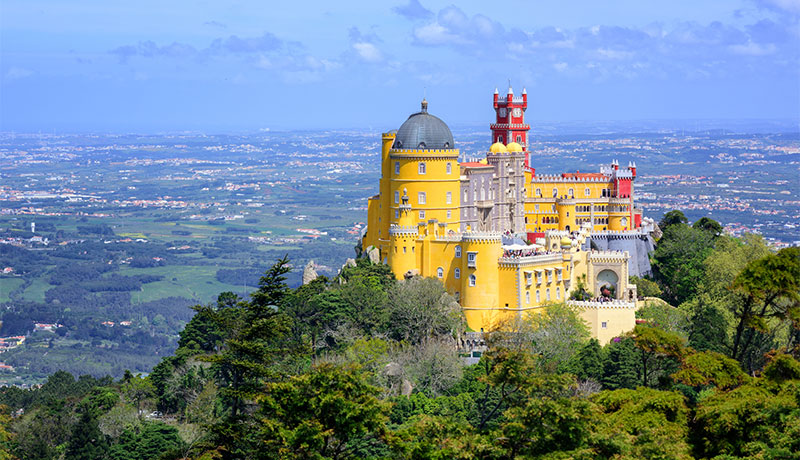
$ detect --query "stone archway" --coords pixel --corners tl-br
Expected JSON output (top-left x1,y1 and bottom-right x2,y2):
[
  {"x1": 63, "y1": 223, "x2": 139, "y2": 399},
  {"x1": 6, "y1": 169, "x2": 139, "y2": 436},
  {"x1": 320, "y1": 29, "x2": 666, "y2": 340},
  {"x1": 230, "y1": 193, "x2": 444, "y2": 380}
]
[{"x1": 596, "y1": 269, "x2": 619, "y2": 298}]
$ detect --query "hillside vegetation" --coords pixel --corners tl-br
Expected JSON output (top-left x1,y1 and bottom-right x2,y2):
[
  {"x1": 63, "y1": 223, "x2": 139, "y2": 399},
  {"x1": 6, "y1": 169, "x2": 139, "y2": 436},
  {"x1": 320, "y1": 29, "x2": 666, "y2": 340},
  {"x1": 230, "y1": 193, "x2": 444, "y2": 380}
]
[{"x1": 0, "y1": 213, "x2": 798, "y2": 459}]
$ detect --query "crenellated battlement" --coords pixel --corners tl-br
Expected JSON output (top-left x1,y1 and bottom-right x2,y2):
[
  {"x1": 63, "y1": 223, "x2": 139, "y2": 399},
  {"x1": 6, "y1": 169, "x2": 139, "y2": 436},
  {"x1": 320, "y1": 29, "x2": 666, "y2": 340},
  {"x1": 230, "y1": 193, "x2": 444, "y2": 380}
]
[
  {"x1": 591, "y1": 230, "x2": 648, "y2": 239},
  {"x1": 531, "y1": 175, "x2": 611, "y2": 183},
  {"x1": 567, "y1": 300, "x2": 636, "y2": 309},
  {"x1": 389, "y1": 225, "x2": 419, "y2": 237},
  {"x1": 590, "y1": 250, "x2": 629, "y2": 263},
  {"x1": 461, "y1": 231, "x2": 503, "y2": 242}
]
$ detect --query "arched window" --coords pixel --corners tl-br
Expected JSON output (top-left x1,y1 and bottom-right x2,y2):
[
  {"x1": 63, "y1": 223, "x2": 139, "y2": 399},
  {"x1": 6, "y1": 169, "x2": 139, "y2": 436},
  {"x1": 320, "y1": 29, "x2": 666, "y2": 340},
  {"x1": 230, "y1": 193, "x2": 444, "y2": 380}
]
[
  {"x1": 516, "y1": 135, "x2": 522, "y2": 143},
  {"x1": 480, "y1": 188, "x2": 485, "y2": 200},
  {"x1": 585, "y1": 188, "x2": 590, "y2": 196},
  {"x1": 454, "y1": 246, "x2": 462, "y2": 257},
  {"x1": 525, "y1": 291, "x2": 530, "y2": 304},
  {"x1": 464, "y1": 189, "x2": 469, "y2": 202},
  {"x1": 556, "y1": 287, "x2": 561, "y2": 299},
  {"x1": 469, "y1": 274, "x2": 476, "y2": 287},
  {"x1": 536, "y1": 290, "x2": 541, "y2": 302},
  {"x1": 437, "y1": 267, "x2": 443, "y2": 278},
  {"x1": 552, "y1": 188, "x2": 558, "y2": 197},
  {"x1": 418, "y1": 192, "x2": 426, "y2": 204},
  {"x1": 498, "y1": 135, "x2": 503, "y2": 143},
  {"x1": 446, "y1": 191, "x2": 452, "y2": 204},
  {"x1": 546, "y1": 289, "x2": 551, "y2": 301},
  {"x1": 536, "y1": 188, "x2": 542, "y2": 197},
  {"x1": 454, "y1": 268, "x2": 461, "y2": 279},
  {"x1": 568, "y1": 188, "x2": 574, "y2": 197},
  {"x1": 418, "y1": 162, "x2": 426, "y2": 174}
]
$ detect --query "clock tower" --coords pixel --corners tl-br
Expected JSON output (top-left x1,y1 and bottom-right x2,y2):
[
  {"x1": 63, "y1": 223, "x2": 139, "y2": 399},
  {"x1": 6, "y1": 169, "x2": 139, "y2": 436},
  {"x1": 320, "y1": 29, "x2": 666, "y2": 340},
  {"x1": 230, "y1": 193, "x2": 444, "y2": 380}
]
[{"x1": 491, "y1": 85, "x2": 531, "y2": 168}]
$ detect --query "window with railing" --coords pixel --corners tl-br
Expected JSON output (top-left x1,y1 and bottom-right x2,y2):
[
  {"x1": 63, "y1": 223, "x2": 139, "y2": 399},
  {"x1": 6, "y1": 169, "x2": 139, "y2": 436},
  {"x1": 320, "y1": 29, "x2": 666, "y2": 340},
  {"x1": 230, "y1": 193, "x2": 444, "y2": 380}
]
[{"x1": 467, "y1": 252, "x2": 477, "y2": 268}]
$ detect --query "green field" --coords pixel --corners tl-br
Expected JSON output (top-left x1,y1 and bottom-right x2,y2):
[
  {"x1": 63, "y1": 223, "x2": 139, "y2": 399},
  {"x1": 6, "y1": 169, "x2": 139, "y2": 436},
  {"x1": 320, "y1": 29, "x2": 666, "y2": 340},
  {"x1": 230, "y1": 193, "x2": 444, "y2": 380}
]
[
  {"x1": 21, "y1": 279, "x2": 51, "y2": 302},
  {"x1": 0, "y1": 277, "x2": 24, "y2": 303},
  {"x1": 117, "y1": 265, "x2": 245, "y2": 303}
]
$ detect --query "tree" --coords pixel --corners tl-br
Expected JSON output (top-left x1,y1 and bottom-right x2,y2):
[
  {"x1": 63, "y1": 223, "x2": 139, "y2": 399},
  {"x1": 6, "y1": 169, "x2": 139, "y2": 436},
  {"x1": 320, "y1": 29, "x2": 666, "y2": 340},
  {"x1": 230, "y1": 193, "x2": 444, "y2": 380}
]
[
  {"x1": 65, "y1": 410, "x2": 108, "y2": 460},
  {"x1": 107, "y1": 421, "x2": 185, "y2": 460},
  {"x1": 659, "y1": 210, "x2": 688, "y2": 232},
  {"x1": 122, "y1": 375, "x2": 155, "y2": 419},
  {"x1": 730, "y1": 247, "x2": 800, "y2": 368},
  {"x1": 628, "y1": 275, "x2": 661, "y2": 298},
  {"x1": 0, "y1": 406, "x2": 14, "y2": 460},
  {"x1": 693, "y1": 354, "x2": 800, "y2": 458},
  {"x1": 256, "y1": 363, "x2": 388, "y2": 460},
  {"x1": 601, "y1": 337, "x2": 639, "y2": 390},
  {"x1": 387, "y1": 277, "x2": 465, "y2": 345},
  {"x1": 651, "y1": 224, "x2": 715, "y2": 305},
  {"x1": 636, "y1": 300, "x2": 691, "y2": 339},
  {"x1": 592, "y1": 388, "x2": 692, "y2": 459},
  {"x1": 495, "y1": 374, "x2": 594, "y2": 459},
  {"x1": 630, "y1": 324, "x2": 685, "y2": 387},
  {"x1": 250, "y1": 254, "x2": 291, "y2": 313},
  {"x1": 686, "y1": 295, "x2": 729, "y2": 354},
  {"x1": 565, "y1": 339, "x2": 604, "y2": 382},
  {"x1": 527, "y1": 303, "x2": 590, "y2": 373},
  {"x1": 692, "y1": 216, "x2": 723, "y2": 236}
]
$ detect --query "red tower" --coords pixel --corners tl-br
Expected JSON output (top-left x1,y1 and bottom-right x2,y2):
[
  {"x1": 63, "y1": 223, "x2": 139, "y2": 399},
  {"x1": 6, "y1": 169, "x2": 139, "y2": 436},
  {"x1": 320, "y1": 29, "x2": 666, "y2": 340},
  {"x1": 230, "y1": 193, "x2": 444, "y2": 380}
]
[{"x1": 491, "y1": 85, "x2": 531, "y2": 167}]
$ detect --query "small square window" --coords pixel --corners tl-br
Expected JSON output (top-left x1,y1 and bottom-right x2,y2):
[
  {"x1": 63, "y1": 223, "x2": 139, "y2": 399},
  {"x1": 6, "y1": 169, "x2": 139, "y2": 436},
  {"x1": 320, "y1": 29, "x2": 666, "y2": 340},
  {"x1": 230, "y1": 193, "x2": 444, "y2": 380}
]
[
  {"x1": 395, "y1": 162, "x2": 400, "y2": 174},
  {"x1": 585, "y1": 188, "x2": 590, "y2": 196},
  {"x1": 419, "y1": 210, "x2": 425, "y2": 219},
  {"x1": 601, "y1": 321, "x2": 608, "y2": 329}
]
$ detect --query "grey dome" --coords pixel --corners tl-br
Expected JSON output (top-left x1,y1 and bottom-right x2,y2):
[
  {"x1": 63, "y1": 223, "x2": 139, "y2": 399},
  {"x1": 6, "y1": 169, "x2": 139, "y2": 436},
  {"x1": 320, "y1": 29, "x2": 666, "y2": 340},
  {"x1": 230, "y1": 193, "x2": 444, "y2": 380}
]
[{"x1": 392, "y1": 100, "x2": 454, "y2": 150}]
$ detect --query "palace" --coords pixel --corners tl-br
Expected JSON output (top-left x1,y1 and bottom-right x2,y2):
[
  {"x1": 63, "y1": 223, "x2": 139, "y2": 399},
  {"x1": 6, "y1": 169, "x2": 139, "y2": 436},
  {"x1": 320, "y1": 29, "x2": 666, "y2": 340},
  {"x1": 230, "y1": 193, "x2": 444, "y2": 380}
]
[{"x1": 362, "y1": 87, "x2": 654, "y2": 343}]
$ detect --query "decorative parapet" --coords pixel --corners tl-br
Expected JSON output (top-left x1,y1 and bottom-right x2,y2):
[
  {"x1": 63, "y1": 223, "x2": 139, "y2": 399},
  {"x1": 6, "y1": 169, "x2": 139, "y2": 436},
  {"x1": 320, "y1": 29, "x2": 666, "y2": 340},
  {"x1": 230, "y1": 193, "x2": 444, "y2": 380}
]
[
  {"x1": 489, "y1": 123, "x2": 530, "y2": 129},
  {"x1": 461, "y1": 231, "x2": 503, "y2": 242},
  {"x1": 389, "y1": 225, "x2": 419, "y2": 237},
  {"x1": 567, "y1": 300, "x2": 636, "y2": 309},
  {"x1": 590, "y1": 230, "x2": 648, "y2": 239},
  {"x1": 545, "y1": 230, "x2": 570, "y2": 238},
  {"x1": 589, "y1": 250, "x2": 629, "y2": 263},
  {"x1": 498, "y1": 252, "x2": 564, "y2": 266},
  {"x1": 530, "y1": 174, "x2": 610, "y2": 183},
  {"x1": 389, "y1": 148, "x2": 459, "y2": 157}
]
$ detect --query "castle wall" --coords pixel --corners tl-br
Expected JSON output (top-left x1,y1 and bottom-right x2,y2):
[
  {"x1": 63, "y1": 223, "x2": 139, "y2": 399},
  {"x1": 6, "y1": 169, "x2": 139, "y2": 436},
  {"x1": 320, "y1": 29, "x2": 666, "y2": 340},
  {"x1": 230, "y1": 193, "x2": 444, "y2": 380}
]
[{"x1": 589, "y1": 232, "x2": 654, "y2": 277}]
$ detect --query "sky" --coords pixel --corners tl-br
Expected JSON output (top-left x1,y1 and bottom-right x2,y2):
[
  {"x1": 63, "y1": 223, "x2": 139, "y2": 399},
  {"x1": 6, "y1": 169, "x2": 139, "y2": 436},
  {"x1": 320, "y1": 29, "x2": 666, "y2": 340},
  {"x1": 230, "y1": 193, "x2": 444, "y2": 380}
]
[{"x1": 1, "y1": 0, "x2": 799, "y2": 132}]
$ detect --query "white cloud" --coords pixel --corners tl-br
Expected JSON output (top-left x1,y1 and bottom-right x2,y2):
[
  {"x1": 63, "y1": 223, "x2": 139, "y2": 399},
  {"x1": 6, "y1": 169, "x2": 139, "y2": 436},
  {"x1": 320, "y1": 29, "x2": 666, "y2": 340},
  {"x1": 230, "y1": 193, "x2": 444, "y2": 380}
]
[
  {"x1": 353, "y1": 42, "x2": 383, "y2": 62},
  {"x1": 729, "y1": 41, "x2": 777, "y2": 55},
  {"x1": 5, "y1": 67, "x2": 34, "y2": 80}
]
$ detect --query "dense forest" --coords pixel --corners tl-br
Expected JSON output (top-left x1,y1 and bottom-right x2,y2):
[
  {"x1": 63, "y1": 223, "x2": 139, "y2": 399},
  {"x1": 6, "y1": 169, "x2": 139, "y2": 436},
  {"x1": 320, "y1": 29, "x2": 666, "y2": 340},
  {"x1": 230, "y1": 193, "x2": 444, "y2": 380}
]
[{"x1": 0, "y1": 211, "x2": 798, "y2": 459}]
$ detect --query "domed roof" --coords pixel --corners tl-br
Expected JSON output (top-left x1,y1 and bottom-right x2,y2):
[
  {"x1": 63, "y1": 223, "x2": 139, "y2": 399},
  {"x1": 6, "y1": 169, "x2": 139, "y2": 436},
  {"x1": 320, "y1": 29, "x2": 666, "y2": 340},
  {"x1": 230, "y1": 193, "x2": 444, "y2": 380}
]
[
  {"x1": 392, "y1": 99, "x2": 455, "y2": 150},
  {"x1": 490, "y1": 142, "x2": 508, "y2": 153},
  {"x1": 507, "y1": 142, "x2": 523, "y2": 152},
  {"x1": 560, "y1": 237, "x2": 572, "y2": 247}
]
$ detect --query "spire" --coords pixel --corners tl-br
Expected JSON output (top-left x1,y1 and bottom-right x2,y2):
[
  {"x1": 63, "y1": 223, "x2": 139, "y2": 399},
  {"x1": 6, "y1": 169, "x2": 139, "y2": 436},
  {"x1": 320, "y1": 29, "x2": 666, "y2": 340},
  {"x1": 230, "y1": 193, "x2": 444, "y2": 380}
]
[
  {"x1": 421, "y1": 98, "x2": 428, "y2": 113},
  {"x1": 494, "y1": 87, "x2": 499, "y2": 94},
  {"x1": 522, "y1": 87, "x2": 527, "y2": 95}
]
